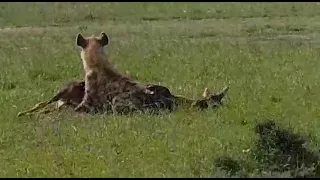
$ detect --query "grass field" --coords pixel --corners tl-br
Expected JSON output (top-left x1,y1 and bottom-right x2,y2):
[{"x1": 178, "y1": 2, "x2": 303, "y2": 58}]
[{"x1": 1, "y1": 2, "x2": 320, "y2": 178}]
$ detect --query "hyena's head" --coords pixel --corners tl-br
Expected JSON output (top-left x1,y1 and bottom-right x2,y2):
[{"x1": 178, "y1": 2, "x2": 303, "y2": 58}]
[{"x1": 76, "y1": 32, "x2": 109, "y2": 69}]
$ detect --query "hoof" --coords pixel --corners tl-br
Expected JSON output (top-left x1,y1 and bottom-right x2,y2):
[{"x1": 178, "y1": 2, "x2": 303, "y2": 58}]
[
  {"x1": 208, "y1": 86, "x2": 229, "y2": 107},
  {"x1": 17, "y1": 112, "x2": 23, "y2": 117}
]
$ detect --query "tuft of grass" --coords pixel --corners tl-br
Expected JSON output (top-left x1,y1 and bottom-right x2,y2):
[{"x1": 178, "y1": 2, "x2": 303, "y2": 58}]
[{"x1": 0, "y1": 2, "x2": 320, "y2": 178}]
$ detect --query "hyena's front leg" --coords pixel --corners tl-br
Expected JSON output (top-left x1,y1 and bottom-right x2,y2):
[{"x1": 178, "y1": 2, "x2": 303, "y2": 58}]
[{"x1": 75, "y1": 72, "x2": 100, "y2": 113}]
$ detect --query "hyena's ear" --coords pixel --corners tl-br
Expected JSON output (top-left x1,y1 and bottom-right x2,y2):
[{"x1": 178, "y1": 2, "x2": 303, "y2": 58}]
[
  {"x1": 76, "y1": 33, "x2": 88, "y2": 48},
  {"x1": 99, "y1": 32, "x2": 109, "y2": 46}
]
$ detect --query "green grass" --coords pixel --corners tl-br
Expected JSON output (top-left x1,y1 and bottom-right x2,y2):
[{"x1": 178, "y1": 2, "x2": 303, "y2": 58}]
[{"x1": 1, "y1": 2, "x2": 320, "y2": 177}]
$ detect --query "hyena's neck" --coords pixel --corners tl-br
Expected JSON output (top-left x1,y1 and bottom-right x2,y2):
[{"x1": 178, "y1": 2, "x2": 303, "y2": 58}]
[
  {"x1": 103, "y1": 63, "x2": 148, "y2": 91},
  {"x1": 102, "y1": 65, "x2": 139, "y2": 84},
  {"x1": 83, "y1": 52, "x2": 145, "y2": 90},
  {"x1": 83, "y1": 59, "x2": 136, "y2": 84}
]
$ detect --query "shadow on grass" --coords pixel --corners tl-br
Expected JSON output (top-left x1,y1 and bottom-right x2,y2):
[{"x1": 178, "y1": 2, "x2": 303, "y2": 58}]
[
  {"x1": 214, "y1": 120, "x2": 320, "y2": 178},
  {"x1": 214, "y1": 156, "x2": 245, "y2": 177}
]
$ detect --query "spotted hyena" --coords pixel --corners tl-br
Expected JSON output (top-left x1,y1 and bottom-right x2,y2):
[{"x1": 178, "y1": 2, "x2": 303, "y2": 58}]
[
  {"x1": 73, "y1": 32, "x2": 159, "y2": 114},
  {"x1": 17, "y1": 33, "x2": 229, "y2": 117}
]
